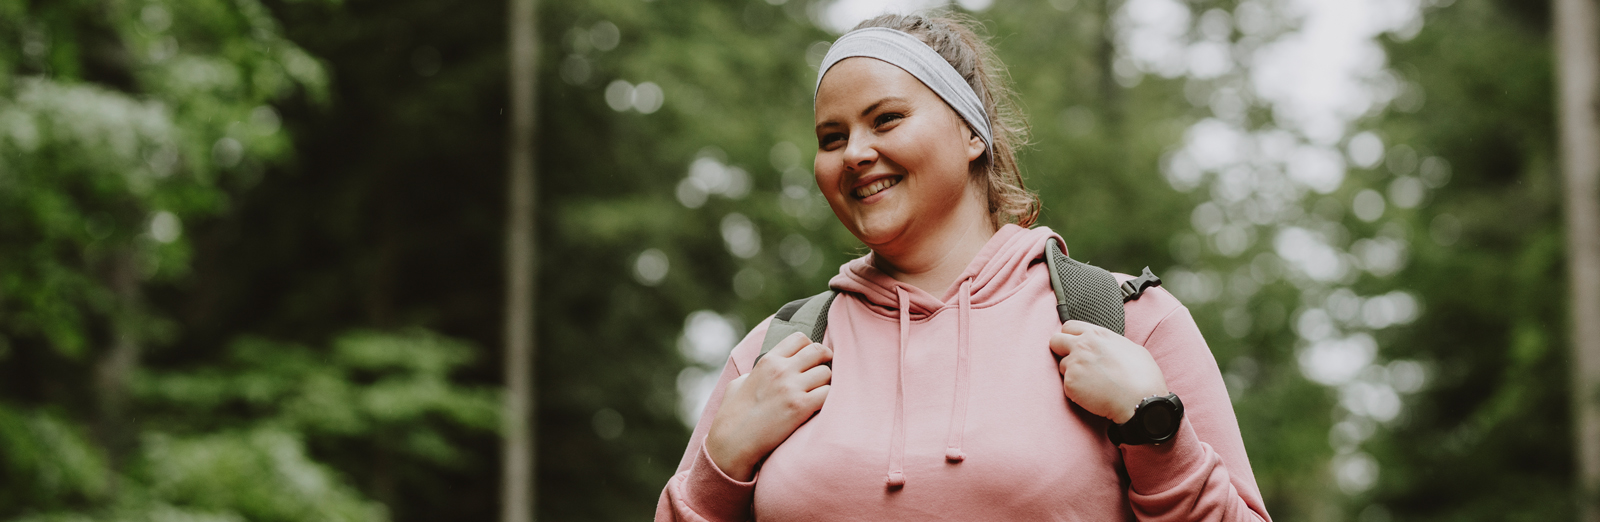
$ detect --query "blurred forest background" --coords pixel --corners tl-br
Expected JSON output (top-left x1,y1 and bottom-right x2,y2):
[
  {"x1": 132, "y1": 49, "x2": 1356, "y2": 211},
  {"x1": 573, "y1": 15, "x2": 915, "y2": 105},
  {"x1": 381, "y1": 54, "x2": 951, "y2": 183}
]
[{"x1": 0, "y1": 0, "x2": 1583, "y2": 520}]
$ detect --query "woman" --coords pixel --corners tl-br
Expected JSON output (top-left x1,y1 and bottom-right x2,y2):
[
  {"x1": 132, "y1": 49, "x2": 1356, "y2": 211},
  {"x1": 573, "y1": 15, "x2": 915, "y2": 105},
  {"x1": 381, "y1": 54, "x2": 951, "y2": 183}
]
[{"x1": 658, "y1": 12, "x2": 1271, "y2": 521}]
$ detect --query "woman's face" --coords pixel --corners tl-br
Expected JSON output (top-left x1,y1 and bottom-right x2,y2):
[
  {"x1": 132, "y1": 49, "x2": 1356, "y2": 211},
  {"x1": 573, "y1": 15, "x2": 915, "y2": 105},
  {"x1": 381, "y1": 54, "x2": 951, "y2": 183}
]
[{"x1": 813, "y1": 57, "x2": 987, "y2": 252}]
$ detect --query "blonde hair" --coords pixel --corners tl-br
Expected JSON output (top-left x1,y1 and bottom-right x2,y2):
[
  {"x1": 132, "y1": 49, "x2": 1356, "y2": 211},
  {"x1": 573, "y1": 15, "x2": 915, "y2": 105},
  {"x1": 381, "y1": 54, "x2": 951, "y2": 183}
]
[{"x1": 851, "y1": 12, "x2": 1038, "y2": 228}]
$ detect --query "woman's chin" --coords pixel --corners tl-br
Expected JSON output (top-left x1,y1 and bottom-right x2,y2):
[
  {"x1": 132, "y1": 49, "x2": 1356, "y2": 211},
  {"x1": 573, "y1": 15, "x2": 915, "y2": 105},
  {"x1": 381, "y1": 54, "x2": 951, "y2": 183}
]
[{"x1": 847, "y1": 219, "x2": 910, "y2": 250}]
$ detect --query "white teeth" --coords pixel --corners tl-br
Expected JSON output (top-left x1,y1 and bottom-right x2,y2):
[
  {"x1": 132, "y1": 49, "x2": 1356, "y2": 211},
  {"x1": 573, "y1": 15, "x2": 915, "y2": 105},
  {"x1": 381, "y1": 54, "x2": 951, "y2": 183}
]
[{"x1": 854, "y1": 177, "x2": 900, "y2": 198}]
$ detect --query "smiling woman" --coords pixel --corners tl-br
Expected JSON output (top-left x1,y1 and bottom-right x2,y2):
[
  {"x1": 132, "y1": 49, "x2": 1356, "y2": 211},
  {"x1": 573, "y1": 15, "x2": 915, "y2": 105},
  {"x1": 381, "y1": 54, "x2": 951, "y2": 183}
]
[{"x1": 657, "y1": 11, "x2": 1271, "y2": 522}]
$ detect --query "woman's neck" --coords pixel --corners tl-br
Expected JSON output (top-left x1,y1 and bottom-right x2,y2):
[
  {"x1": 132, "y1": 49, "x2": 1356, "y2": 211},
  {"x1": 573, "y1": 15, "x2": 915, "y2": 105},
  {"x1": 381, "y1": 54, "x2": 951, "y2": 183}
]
[{"x1": 870, "y1": 192, "x2": 998, "y2": 296}]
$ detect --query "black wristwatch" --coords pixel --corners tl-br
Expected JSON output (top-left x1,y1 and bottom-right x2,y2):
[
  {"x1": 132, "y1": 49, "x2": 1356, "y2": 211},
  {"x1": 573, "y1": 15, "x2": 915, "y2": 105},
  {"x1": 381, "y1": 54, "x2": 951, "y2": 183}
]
[{"x1": 1107, "y1": 393, "x2": 1184, "y2": 446}]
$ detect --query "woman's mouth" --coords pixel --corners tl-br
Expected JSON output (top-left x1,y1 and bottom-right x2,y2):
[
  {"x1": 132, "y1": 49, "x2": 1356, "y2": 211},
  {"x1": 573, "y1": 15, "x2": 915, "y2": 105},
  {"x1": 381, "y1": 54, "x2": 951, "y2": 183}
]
[{"x1": 853, "y1": 177, "x2": 901, "y2": 199}]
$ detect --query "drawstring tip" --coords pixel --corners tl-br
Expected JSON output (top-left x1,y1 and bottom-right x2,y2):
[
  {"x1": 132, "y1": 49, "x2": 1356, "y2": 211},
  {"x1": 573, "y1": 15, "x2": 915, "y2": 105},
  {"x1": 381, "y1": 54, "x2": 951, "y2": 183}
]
[
  {"x1": 885, "y1": 471, "x2": 906, "y2": 488},
  {"x1": 945, "y1": 448, "x2": 966, "y2": 462}
]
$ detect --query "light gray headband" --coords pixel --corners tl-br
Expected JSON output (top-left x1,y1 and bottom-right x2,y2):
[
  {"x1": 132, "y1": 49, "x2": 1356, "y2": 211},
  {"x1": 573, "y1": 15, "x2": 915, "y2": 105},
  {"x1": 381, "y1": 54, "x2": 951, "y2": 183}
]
[{"x1": 815, "y1": 27, "x2": 993, "y2": 150}]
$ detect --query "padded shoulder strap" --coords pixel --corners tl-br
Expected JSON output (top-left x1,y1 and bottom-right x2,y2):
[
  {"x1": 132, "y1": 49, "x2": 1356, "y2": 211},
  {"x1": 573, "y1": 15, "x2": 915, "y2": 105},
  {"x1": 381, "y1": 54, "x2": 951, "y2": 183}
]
[
  {"x1": 755, "y1": 290, "x2": 837, "y2": 365},
  {"x1": 1044, "y1": 238, "x2": 1127, "y2": 335}
]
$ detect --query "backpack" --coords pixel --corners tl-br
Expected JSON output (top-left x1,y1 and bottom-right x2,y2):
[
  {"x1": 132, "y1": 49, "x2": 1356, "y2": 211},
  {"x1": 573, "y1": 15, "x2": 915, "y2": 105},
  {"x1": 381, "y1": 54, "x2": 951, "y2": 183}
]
[{"x1": 756, "y1": 238, "x2": 1164, "y2": 360}]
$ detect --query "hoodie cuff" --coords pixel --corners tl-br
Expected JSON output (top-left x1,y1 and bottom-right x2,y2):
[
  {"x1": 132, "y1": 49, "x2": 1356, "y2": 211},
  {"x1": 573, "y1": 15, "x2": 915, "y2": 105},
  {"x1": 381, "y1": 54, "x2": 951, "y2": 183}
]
[
  {"x1": 682, "y1": 442, "x2": 757, "y2": 520},
  {"x1": 1119, "y1": 417, "x2": 1210, "y2": 495}
]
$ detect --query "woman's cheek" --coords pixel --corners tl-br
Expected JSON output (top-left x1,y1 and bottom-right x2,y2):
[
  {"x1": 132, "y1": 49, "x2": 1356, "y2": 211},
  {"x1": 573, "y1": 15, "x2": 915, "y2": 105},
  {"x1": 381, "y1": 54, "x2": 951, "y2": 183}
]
[
  {"x1": 813, "y1": 157, "x2": 840, "y2": 198},
  {"x1": 814, "y1": 171, "x2": 842, "y2": 211}
]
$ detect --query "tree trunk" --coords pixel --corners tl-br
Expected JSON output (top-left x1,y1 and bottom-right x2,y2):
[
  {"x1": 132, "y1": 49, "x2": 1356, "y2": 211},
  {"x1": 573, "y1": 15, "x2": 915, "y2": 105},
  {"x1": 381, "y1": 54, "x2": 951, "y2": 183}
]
[
  {"x1": 501, "y1": 0, "x2": 540, "y2": 519},
  {"x1": 1095, "y1": 0, "x2": 1122, "y2": 127},
  {"x1": 1554, "y1": 0, "x2": 1600, "y2": 519},
  {"x1": 94, "y1": 248, "x2": 142, "y2": 497}
]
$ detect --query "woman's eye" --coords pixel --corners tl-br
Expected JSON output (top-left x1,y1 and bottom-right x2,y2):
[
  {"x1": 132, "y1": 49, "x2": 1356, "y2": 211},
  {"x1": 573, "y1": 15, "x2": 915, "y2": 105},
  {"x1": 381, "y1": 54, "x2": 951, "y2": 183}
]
[
  {"x1": 819, "y1": 133, "x2": 846, "y2": 149},
  {"x1": 874, "y1": 113, "x2": 904, "y2": 127}
]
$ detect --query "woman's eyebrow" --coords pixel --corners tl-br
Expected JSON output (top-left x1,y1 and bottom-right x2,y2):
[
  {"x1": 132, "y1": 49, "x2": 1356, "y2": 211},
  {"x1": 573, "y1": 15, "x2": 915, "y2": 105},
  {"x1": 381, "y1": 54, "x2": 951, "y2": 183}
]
[
  {"x1": 815, "y1": 97, "x2": 910, "y2": 133},
  {"x1": 860, "y1": 97, "x2": 907, "y2": 117}
]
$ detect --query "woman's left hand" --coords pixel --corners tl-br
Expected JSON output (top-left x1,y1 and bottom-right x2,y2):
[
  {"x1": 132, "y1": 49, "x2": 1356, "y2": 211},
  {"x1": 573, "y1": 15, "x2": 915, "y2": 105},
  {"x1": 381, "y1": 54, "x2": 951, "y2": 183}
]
[{"x1": 1049, "y1": 320, "x2": 1170, "y2": 424}]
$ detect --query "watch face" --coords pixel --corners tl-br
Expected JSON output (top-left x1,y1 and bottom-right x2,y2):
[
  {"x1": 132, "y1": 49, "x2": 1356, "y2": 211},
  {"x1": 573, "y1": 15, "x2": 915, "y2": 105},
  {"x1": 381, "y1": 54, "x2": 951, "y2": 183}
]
[{"x1": 1141, "y1": 402, "x2": 1176, "y2": 438}]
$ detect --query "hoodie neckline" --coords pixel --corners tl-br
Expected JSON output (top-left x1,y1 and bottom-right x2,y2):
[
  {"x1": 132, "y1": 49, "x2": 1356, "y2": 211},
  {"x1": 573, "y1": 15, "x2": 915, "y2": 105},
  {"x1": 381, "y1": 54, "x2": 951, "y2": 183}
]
[{"x1": 829, "y1": 224, "x2": 1065, "y2": 319}]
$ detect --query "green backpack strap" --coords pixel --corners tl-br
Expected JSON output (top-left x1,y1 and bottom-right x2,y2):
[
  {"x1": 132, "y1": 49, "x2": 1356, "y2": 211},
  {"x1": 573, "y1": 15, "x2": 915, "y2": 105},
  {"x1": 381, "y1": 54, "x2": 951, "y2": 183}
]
[
  {"x1": 1043, "y1": 237, "x2": 1161, "y2": 336},
  {"x1": 755, "y1": 290, "x2": 837, "y2": 366}
]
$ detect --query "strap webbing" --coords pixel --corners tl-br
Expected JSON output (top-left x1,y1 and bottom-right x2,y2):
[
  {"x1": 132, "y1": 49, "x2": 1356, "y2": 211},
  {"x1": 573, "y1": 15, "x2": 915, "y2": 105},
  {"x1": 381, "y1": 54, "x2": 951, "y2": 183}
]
[{"x1": 755, "y1": 290, "x2": 836, "y2": 365}]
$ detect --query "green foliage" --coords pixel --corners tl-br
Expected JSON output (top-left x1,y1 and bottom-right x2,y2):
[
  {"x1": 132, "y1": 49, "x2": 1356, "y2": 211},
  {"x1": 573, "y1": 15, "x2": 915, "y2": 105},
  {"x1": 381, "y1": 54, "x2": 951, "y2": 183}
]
[
  {"x1": 0, "y1": 0, "x2": 326, "y2": 357},
  {"x1": 8, "y1": 427, "x2": 384, "y2": 522},
  {"x1": 1368, "y1": 0, "x2": 1572, "y2": 519},
  {"x1": 1, "y1": 330, "x2": 493, "y2": 521},
  {"x1": 126, "y1": 330, "x2": 495, "y2": 522},
  {"x1": 132, "y1": 429, "x2": 385, "y2": 522},
  {"x1": 1, "y1": 0, "x2": 352, "y2": 518},
  {"x1": 112, "y1": 329, "x2": 500, "y2": 522},
  {"x1": 138, "y1": 331, "x2": 499, "y2": 464},
  {"x1": 0, "y1": 407, "x2": 111, "y2": 511}
]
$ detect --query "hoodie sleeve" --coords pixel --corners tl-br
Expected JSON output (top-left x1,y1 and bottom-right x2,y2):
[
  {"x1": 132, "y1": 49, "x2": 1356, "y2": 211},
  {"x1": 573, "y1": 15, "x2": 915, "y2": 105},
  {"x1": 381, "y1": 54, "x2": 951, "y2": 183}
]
[
  {"x1": 1120, "y1": 289, "x2": 1272, "y2": 522},
  {"x1": 656, "y1": 317, "x2": 772, "y2": 522}
]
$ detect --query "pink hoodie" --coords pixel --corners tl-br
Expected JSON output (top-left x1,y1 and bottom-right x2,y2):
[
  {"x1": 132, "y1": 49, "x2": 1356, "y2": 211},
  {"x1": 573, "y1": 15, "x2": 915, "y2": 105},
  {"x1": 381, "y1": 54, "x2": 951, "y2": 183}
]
[{"x1": 657, "y1": 225, "x2": 1272, "y2": 521}]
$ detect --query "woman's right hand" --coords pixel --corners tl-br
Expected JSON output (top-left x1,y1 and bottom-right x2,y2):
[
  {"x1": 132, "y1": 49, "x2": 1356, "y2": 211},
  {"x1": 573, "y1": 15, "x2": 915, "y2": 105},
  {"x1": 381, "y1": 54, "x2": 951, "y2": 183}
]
[{"x1": 705, "y1": 332, "x2": 833, "y2": 482}]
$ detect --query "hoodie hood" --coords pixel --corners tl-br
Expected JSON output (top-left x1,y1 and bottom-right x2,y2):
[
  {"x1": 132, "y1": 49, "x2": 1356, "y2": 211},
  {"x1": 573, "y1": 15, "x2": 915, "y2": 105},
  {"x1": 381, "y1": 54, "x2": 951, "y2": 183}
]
[{"x1": 828, "y1": 224, "x2": 1064, "y2": 315}]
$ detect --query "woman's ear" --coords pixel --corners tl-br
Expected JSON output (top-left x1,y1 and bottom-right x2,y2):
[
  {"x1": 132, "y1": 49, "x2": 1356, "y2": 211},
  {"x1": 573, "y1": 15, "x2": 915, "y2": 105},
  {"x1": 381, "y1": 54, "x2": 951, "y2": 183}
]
[{"x1": 965, "y1": 127, "x2": 986, "y2": 162}]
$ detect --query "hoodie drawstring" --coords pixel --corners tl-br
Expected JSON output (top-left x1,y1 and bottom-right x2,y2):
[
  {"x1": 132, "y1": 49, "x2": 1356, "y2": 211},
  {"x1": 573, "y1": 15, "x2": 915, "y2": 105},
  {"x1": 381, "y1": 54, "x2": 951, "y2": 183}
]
[
  {"x1": 944, "y1": 278, "x2": 973, "y2": 462},
  {"x1": 885, "y1": 280, "x2": 976, "y2": 489},
  {"x1": 885, "y1": 287, "x2": 909, "y2": 488}
]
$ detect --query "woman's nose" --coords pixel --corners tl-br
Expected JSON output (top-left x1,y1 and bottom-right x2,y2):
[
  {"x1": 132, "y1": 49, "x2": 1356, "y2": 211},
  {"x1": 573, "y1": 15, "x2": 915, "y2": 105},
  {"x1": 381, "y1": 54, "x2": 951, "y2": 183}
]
[{"x1": 842, "y1": 133, "x2": 878, "y2": 170}]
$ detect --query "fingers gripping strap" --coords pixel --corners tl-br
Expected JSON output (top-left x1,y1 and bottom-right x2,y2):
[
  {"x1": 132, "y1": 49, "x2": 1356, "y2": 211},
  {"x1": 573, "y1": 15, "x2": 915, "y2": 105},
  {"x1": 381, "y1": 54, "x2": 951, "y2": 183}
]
[
  {"x1": 756, "y1": 290, "x2": 837, "y2": 365},
  {"x1": 1043, "y1": 238, "x2": 1126, "y2": 336}
]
